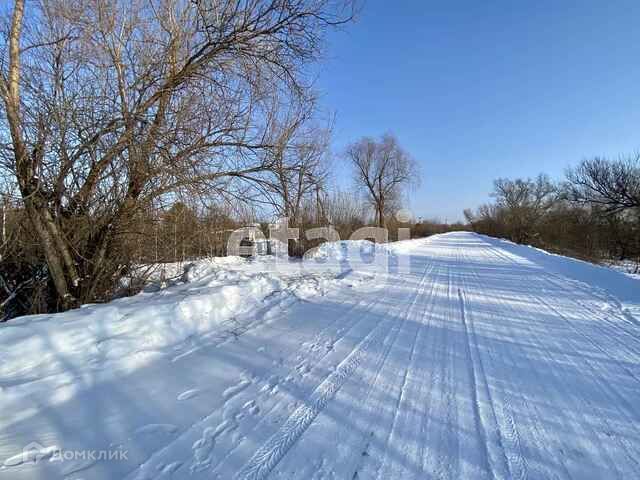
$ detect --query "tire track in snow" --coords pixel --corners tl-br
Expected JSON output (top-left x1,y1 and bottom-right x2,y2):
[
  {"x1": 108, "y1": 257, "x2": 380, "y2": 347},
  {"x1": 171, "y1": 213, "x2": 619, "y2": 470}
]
[
  {"x1": 207, "y1": 289, "x2": 392, "y2": 476},
  {"x1": 342, "y1": 269, "x2": 431, "y2": 480},
  {"x1": 457, "y1": 287, "x2": 507, "y2": 480},
  {"x1": 456, "y1": 235, "x2": 640, "y2": 479},
  {"x1": 360, "y1": 261, "x2": 435, "y2": 479},
  {"x1": 460, "y1": 245, "x2": 554, "y2": 480},
  {"x1": 487, "y1": 241, "x2": 640, "y2": 402},
  {"x1": 474, "y1": 243, "x2": 626, "y2": 478},
  {"x1": 532, "y1": 293, "x2": 640, "y2": 476},
  {"x1": 345, "y1": 298, "x2": 419, "y2": 480},
  {"x1": 535, "y1": 281, "x2": 640, "y2": 394},
  {"x1": 415, "y1": 262, "x2": 451, "y2": 478},
  {"x1": 406, "y1": 258, "x2": 461, "y2": 480},
  {"x1": 521, "y1": 294, "x2": 636, "y2": 478},
  {"x1": 234, "y1": 309, "x2": 395, "y2": 480},
  {"x1": 453, "y1": 248, "x2": 529, "y2": 480},
  {"x1": 540, "y1": 267, "x2": 640, "y2": 340},
  {"x1": 125, "y1": 284, "x2": 386, "y2": 480},
  {"x1": 483, "y1": 241, "x2": 640, "y2": 359},
  {"x1": 325, "y1": 262, "x2": 435, "y2": 480},
  {"x1": 126, "y1": 233, "x2": 640, "y2": 480},
  {"x1": 433, "y1": 265, "x2": 462, "y2": 480},
  {"x1": 312, "y1": 262, "x2": 436, "y2": 480},
  {"x1": 239, "y1": 261, "x2": 435, "y2": 480},
  {"x1": 538, "y1": 273, "x2": 640, "y2": 373},
  {"x1": 451, "y1": 243, "x2": 553, "y2": 478}
]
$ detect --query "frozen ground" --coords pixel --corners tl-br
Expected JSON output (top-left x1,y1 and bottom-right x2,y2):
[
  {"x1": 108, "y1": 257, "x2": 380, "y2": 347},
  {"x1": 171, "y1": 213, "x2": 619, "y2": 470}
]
[{"x1": 1, "y1": 232, "x2": 639, "y2": 479}]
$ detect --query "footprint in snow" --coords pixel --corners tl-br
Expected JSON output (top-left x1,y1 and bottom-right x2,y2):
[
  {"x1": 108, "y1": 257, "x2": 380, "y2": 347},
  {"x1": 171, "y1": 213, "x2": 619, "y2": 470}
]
[
  {"x1": 158, "y1": 461, "x2": 183, "y2": 474},
  {"x1": 222, "y1": 377, "x2": 252, "y2": 401},
  {"x1": 191, "y1": 420, "x2": 239, "y2": 472},
  {"x1": 243, "y1": 400, "x2": 260, "y2": 415},
  {"x1": 134, "y1": 424, "x2": 178, "y2": 436},
  {"x1": 260, "y1": 374, "x2": 283, "y2": 395},
  {"x1": 2, "y1": 445, "x2": 60, "y2": 468},
  {"x1": 177, "y1": 389, "x2": 200, "y2": 401},
  {"x1": 296, "y1": 361, "x2": 311, "y2": 374}
]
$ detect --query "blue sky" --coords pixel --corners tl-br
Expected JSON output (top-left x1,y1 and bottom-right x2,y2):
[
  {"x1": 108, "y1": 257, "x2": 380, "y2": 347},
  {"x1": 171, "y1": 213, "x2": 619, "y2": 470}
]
[{"x1": 316, "y1": 0, "x2": 640, "y2": 221}]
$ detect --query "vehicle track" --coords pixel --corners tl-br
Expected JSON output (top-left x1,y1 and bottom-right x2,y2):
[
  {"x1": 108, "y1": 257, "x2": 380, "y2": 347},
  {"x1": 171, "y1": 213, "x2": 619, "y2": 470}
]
[
  {"x1": 118, "y1": 233, "x2": 640, "y2": 480},
  {"x1": 236, "y1": 261, "x2": 436, "y2": 479}
]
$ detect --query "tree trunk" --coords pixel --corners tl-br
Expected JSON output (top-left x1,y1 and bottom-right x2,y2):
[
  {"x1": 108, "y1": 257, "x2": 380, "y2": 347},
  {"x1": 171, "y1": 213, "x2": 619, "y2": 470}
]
[{"x1": 23, "y1": 199, "x2": 77, "y2": 309}]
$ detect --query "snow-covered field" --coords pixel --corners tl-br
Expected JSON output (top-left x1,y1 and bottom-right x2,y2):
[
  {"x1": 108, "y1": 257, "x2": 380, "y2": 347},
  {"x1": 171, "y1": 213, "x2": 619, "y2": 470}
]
[{"x1": 1, "y1": 232, "x2": 639, "y2": 479}]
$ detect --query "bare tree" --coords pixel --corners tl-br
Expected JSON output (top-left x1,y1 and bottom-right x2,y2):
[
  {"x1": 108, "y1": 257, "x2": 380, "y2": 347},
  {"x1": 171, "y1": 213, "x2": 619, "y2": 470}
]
[
  {"x1": 256, "y1": 102, "x2": 331, "y2": 227},
  {"x1": 326, "y1": 188, "x2": 366, "y2": 233},
  {"x1": 0, "y1": 0, "x2": 354, "y2": 311},
  {"x1": 346, "y1": 133, "x2": 418, "y2": 227},
  {"x1": 565, "y1": 155, "x2": 640, "y2": 214},
  {"x1": 465, "y1": 168, "x2": 639, "y2": 264},
  {"x1": 491, "y1": 174, "x2": 557, "y2": 243},
  {"x1": 565, "y1": 155, "x2": 640, "y2": 261}
]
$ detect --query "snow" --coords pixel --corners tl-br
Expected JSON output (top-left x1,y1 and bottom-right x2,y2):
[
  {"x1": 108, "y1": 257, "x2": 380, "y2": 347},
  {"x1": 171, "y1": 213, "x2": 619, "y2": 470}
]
[
  {"x1": 303, "y1": 239, "x2": 387, "y2": 262},
  {"x1": 606, "y1": 259, "x2": 640, "y2": 280},
  {"x1": 1, "y1": 232, "x2": 640, "y2": 479}
]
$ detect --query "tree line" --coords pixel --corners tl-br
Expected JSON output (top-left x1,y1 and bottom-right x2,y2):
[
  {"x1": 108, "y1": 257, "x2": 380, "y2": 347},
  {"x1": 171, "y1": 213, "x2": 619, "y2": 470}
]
[
  {"x1": 464, "y1": 155, "x2": 640, "y2": 266},
  {"x1": 0, "y1": 0, "x2": 424, "y2": 320}
]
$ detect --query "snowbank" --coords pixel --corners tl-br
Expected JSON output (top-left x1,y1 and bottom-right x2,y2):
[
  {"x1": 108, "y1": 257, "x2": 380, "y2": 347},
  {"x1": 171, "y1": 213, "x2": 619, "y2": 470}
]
[
  {"x1": 0, "y1": 247, "x2": 379, "y2": 419},
  {"x1": 303, "y1": 239, "x2": 390, "y2": 262},
  {"x1": 481, "y1": 234, "x2": 640, "y2": 320},
  {"x1": 0, "y1": 260, "x2": 292, "y2": 406}
]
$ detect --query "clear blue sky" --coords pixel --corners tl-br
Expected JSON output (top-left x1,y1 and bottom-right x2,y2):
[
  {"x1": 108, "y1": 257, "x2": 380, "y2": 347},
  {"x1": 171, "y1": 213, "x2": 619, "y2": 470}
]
[{"x1": 316, "y1": 0, "x2": 640, "y2": 222}]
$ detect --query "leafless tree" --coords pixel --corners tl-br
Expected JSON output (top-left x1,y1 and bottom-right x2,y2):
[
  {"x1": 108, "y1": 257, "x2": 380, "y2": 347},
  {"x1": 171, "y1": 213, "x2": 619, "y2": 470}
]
[
  {"x1": 491, "y1": 174, "x2": 557, "y2": 243},
  {"x1": 255, "y1": 102, "x2": 331, "y2": 227},
  {"x1": 466, "y1": 168, "x2": 639, "y2": 264},
  {"x1": 564, "y1": 155, "x2": 640, "y2": 261},
  {"x1": 0, "y1": 0, "x2": 354, "y2": 311},
  {"x1": 565, "y1": 155, "x2": 640, "y2": 214},
  {"x1": 346, "y1": 133, "x2": 418, "y2": 227}
]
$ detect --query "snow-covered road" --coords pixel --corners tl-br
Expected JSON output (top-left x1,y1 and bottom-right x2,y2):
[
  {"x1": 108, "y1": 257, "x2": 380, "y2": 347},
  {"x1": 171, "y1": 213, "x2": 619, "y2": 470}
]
[{"x1": 2, "y1": 232, "x2": 640, "y2": 479}]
